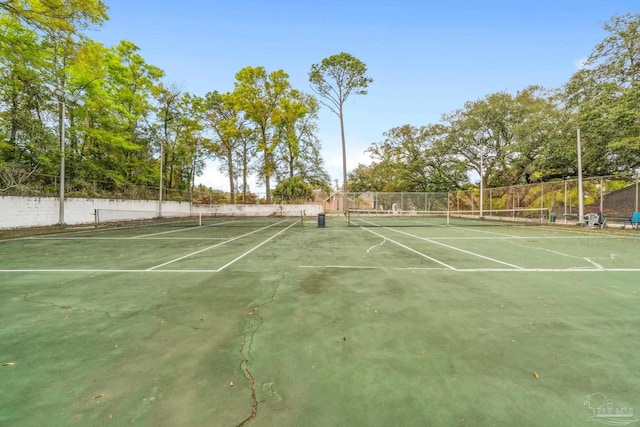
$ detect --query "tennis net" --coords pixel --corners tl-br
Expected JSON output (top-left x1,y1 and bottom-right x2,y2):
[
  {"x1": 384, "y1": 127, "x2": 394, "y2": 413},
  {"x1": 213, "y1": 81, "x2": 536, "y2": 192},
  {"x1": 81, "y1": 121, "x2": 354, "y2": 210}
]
[
  {"x1": 94, "y1": 208, "x2": 305, "y2": 228},
  {"x1": 347, "y1": 208, "x2": 549, "y2": 227}
]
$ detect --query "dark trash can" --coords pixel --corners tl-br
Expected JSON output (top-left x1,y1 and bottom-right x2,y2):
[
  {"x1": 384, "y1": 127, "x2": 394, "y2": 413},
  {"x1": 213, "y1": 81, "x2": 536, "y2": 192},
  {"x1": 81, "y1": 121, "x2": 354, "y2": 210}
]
[
  {"x1": 317, "y1": 213, "x2": 325, "y2": 228},
  {"x1": 549, "y1": 213, "x2": 556, "y2": 223}
]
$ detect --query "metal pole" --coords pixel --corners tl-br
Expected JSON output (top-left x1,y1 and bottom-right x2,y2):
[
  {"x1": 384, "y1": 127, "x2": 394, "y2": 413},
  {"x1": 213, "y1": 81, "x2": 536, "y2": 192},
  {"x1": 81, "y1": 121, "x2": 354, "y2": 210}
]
[
  {"x1": 577, "y1": 128, "x2": 584, "y2": 225},
  {"x1": 564, "y1": 179, "x2": 567, "y2": 224},
  {"x1": 635, "y1": 170, "x2": 640, "y2": 212},
  {"x1": 159, "y1": 141, "x2": 163, "y2": 215},
  {"x1": 600, "y1": 178, "x2": 604, "y2": 214},
  {"x1": 58, "y1": 100, "x2": 66, "y2": 225},
  {"x1": 52, "y1": 88, "x2": 84, "y2": 226},
  {"x1": 480, "y1": 153, "x2": 484, "y2": 217}
]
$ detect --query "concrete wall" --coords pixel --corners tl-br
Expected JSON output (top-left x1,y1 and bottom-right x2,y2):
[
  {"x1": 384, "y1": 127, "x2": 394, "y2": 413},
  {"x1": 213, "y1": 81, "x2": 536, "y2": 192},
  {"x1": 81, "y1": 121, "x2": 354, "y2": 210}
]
[{"x1": 0, "y1": 196, "x2": 323, "y2": 229}]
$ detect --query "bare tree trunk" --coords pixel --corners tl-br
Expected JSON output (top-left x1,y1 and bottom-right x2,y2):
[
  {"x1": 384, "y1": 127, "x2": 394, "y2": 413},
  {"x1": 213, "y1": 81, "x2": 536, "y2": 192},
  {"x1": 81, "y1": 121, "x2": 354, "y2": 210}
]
[{"x1": 339, "y1": 105, "x2": 347, "y2": 213}]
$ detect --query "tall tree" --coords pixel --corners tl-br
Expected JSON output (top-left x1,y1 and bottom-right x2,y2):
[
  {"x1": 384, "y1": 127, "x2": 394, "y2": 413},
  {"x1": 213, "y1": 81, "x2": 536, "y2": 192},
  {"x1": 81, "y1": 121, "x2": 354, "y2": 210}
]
[
  {"x1": 204, "y1": 90, "x2": 249, "y2": 203},
  {"x1": 364, "y1": 124, "x2": 467, "y2": 192},
  {"x1": 563, "y1": 13, "x2": 640, "y2": 174},
  {"x1": 0, "y1": 0, "x2": 108, "y2": 33},
  {"x1": 309, "y1": 52, "x2": 372, "y2": 209},
  {"x1": 231, "y1": 66, "x2": 291, "y2": 203}
]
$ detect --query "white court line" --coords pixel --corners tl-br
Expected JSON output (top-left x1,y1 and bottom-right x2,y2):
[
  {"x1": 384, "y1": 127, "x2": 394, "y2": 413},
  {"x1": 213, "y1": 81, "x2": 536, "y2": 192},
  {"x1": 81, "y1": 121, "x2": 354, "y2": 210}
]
[
  {"x1": 416, "y1": 236, "x2": 599, "y2": 240},
  {"x1": 145, "y1": 219, "x2": 294, "y2": 271},
  {"x1": 214, "y1": 222, "x2": 300, "y2": 272},
  {"x1": 297, "y1": 266, "x2": 640, "y2": 272},
  {"x1": 3, "y1": 267, "x2": 640, "y2": 273},
  {"x1": 361, "y1": 227, "x2": 457, "y2": 270},
  {"x1": 0, "y1": 269, "x2": 220, "y2": 273},
  {"x1": 0, "y1": 222, "x2": 300, "y2": 273},
  {"x1": 385, "y1": 227, "x2": 525, "y2": 270},
  {"x1": 25, "y1": 236, "x2": 228, "y2": 241}
]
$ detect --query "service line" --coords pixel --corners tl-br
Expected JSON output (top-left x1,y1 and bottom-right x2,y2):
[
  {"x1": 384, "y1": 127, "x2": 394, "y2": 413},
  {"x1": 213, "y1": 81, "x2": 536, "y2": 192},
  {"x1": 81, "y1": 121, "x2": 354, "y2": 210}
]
[{"x1": 386, "y1": 227, "x2": 525, "y2": 270}]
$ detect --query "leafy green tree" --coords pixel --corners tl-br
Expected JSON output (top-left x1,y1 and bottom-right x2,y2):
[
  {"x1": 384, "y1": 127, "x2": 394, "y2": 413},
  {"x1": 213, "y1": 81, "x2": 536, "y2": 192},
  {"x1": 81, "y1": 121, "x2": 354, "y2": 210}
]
[
  {"x1": 359, "y1": 124, "x2": 467, "y2": 192},
  {"x1": 309, "y1": 52, "x2": 372, "y2": 208},
  {"x1": 0, "y1": 0, "x2": 108, "y2": 33},
  {"x1": 204, "y1": 90, "x2": 249, "y2": 203},
  {"x1": 274, "y1": 89, "x2": 308, "y2": 178},
  {"x1": 272, "y1": 176, "x2": 312, "y2": 203},
  {"x1": 563, "y1": 13, "x2": 640, "y2": 175},
  {"x1": 0, "y1": 14, "x2": 53, "y2": 170},
  {"x1": 230, "y1": 66, "x2": 292, "y2": 203},
  {"x1": 77, "y1": 40, "x2": 164, "y2": 189},
  {"x1": 443, "y1": 87, "x2": 563, "y2": 187},
  {"x1": 273, "y1": 90, "x2": 330, "y2": 189}
]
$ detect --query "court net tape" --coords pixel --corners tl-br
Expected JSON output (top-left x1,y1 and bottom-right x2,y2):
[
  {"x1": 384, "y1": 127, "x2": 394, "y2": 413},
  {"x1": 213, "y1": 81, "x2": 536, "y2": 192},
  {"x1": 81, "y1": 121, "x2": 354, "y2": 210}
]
[{"x1": 94, "y1": 208, "x2": 305, "y2": 228}]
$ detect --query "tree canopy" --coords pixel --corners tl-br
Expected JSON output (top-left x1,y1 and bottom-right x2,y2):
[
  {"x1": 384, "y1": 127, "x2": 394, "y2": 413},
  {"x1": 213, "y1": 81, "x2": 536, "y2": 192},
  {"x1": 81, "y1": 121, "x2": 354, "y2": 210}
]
[
  {"x1": 0, "y1": 6, "x2": 331, "y2": 202},
  {"x1": 3, "y1": 7, "x2": 640, "y2": 204}
]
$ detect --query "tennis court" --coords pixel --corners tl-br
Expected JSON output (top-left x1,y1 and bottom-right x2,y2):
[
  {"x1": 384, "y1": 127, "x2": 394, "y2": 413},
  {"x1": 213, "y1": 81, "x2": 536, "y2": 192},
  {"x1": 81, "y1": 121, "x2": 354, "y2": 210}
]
[{"x1": 1, "y1": 215, "x2": 639, "y2": 426}]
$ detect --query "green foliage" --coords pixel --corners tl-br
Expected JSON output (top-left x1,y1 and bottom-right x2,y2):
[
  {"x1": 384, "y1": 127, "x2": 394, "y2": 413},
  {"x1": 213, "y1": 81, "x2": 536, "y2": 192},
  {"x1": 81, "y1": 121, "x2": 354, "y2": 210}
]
[{"x1": 272, "y1": 176, "x2": 312, "y2": 203}]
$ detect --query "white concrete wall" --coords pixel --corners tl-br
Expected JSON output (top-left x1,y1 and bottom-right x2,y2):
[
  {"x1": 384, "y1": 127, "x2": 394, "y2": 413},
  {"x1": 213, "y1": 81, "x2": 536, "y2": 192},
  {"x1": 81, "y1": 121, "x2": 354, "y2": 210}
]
[{"x1": 0, "y1": 196, "x2": 323, "y2": 229}]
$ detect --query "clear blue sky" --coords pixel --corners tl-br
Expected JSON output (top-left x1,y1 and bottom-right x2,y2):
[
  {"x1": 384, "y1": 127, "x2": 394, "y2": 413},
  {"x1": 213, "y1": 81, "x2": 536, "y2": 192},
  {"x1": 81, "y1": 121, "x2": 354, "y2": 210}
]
[{"x1": 89, "y1": 0, "x2": 639, "y2": 192}]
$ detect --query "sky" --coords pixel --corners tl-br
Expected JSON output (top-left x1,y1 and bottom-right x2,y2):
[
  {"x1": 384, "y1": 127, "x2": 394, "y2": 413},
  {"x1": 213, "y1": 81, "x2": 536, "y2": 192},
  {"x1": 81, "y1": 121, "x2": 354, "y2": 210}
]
[{"x1": 88, "y1": 0, "x2": 639, "y2": 193}]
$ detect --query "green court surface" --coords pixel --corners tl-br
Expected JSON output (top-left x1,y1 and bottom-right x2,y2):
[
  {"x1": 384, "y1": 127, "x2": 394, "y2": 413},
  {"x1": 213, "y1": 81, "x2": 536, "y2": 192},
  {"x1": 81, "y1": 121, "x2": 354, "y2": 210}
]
[{"x1": 1, "y1": 218, "x2": 639, "y2": 426}]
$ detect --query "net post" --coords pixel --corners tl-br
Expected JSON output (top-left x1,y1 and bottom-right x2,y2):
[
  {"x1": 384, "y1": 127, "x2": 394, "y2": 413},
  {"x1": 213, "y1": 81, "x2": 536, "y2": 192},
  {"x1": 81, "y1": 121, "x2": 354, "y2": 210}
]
[
  {"x1": 446, "y1": 209, "x2": 450, "y2": 226},
  {"x1": 199, "y1": 212, "x2": 202, "y2": 227}
]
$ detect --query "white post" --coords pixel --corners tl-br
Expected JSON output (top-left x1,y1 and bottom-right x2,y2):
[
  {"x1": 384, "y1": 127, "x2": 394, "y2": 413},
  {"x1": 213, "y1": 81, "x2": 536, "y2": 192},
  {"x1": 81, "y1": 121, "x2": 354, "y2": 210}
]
[
  {"x1": 479, "y1": 153, "x2": 484, "y2": 217},
  {"x1": 600, "y1": 178, "x2": 604, "y2": 214},
  {"x1": 53, "y1": 88, "x2": 84, "y2": 225},
  {"x1": 159, "y1": 140, "x2": 163, "y2": 215},
  {"x1": 635, "y1": 169, "x2": 640, "y2": 212},
  {"x1": 564, "y1": 179, "x2": 568, "y2": 224},
  {"x1": 58, "y1": 99, "x2": 66, "y2": 225},
  {"x1": 577, "y1": 128, "x2": 584, "y2": 225}
]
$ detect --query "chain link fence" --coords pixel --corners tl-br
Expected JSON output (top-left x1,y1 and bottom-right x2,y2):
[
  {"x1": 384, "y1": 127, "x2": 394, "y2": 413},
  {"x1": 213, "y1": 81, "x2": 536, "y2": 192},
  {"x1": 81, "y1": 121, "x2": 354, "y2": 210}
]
[
  {"x1": 326, "y1": 174, "x2": 640, "y2": 222},
  {"x1": 0, "y1": 170, "x2": 193, "y2": 201}
]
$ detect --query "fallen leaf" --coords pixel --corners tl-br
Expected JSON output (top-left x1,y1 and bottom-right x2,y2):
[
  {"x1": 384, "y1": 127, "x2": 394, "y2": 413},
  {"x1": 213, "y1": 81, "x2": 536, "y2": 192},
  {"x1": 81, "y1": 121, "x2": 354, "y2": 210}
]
[
  {"x1": 3, "y1": 362, "x2": 15, "y2": 366},
  {"x1": 534, "y1": 372, "x2": 540, "y2": 379},
  {"x1": 92, "y1": 393, "x2": 106, "y2": 400},
  {"x1": 229, "y1": 381, "x2": 234, "y2": 387}
]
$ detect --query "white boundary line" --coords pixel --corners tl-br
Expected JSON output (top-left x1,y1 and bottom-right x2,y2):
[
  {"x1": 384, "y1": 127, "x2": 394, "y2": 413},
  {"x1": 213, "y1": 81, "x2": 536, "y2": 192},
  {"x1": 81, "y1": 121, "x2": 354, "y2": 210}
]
[
  {"x1": 3, "y1": 266, "x2": 640, "y2": 273},
  {"x1": 361, "y1": 227, "x2": 457, "y2": 270},
  {"x1": 214, "y1": 222, "x2": 300, "y2": 272},
  {"x1": 297, "y1": 266, "x2": 640, "y2": 272},
  {"x1": 146, "y1": 219, "x2": 293, "y2": 271},
  {"x1": 0, "y1": 222, "x2": 299, "y2": 274},
  {"x1": 385, "y1": 227, "x2": 526, "y2": 270},
  {"x1": 23, "y1": 236, "x2": 228, "y2": 240}
]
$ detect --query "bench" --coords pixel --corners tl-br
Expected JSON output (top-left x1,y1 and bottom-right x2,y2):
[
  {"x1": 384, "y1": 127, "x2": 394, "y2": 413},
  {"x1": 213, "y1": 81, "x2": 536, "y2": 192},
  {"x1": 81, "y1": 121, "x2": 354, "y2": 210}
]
[{"x1": 622, "y1": 212, "x2": 640, "y2": 230}]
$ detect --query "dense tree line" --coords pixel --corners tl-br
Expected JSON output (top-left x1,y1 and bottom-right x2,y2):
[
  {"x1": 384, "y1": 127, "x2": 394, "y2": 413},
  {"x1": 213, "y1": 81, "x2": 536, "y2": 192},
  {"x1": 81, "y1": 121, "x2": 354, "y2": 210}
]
[
  {"x1": 0, "y1": 1, "x2": 332, "y2": 203},
  {"x1": 349, "y1": 13, "x2": 640, "y2": 193},
  {"x1": 3, "y1": 4, "x2": 640, "y2": 203}
]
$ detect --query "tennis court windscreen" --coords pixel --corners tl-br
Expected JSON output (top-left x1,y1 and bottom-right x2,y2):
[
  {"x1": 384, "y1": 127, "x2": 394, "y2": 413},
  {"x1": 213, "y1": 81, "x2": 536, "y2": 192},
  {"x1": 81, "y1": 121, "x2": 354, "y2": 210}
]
[
  {"x1": 94, "y1": 209, "x2": 305, "y2": 228},
  {"x1": 347, "y1": 208, "x2": 549, "y2": 227}
]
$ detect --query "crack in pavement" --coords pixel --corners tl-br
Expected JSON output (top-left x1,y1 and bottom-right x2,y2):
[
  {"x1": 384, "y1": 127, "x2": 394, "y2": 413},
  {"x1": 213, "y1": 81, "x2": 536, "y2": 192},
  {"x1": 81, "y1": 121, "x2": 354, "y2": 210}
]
[
  {"x1": 19, "y1": 293, "x2": 204, "y2": 329},
  {"x1": 236, "y1": 274, "x2": 285, "y2": 427}
]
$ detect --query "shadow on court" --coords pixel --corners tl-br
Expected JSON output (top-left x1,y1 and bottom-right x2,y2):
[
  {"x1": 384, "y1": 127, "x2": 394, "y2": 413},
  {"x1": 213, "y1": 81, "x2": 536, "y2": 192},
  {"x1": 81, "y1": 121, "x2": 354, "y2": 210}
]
[{"x1": 1, "y1": 217, "x2": 639, "y2": 426}]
